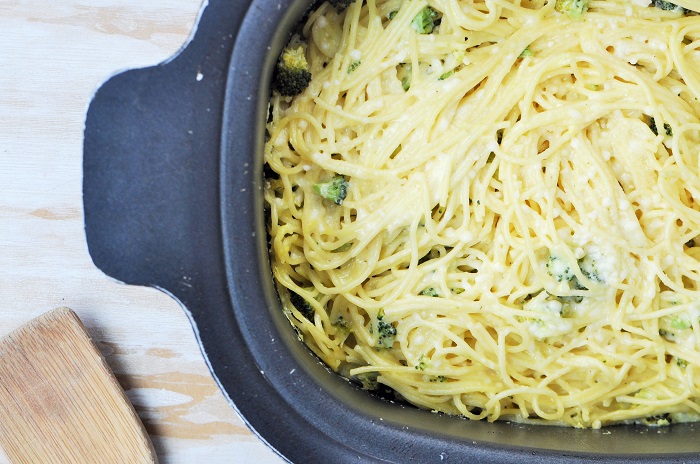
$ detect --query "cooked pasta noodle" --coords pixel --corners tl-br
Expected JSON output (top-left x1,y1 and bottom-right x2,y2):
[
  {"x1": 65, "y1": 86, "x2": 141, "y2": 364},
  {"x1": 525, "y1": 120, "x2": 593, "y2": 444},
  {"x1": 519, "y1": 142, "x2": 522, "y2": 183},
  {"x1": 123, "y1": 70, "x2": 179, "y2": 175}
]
[{"x1": 263, "y1": 0, "x2": 700, "y2": 427}]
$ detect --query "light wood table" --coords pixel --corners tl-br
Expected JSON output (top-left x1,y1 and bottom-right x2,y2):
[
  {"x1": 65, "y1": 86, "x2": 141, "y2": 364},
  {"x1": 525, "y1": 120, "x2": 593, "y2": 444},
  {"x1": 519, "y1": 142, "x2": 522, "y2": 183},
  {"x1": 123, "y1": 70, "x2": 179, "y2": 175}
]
[{"x1": 1, "y1": 1, "x2": 283, "y2": 462}]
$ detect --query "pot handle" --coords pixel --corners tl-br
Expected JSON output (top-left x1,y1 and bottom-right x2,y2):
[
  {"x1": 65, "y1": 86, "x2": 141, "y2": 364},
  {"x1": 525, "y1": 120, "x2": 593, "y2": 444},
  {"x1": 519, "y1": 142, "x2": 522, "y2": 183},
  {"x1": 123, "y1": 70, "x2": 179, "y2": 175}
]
[{"x1": 83, "y1": 0, "x2": 244, "y2": 295}]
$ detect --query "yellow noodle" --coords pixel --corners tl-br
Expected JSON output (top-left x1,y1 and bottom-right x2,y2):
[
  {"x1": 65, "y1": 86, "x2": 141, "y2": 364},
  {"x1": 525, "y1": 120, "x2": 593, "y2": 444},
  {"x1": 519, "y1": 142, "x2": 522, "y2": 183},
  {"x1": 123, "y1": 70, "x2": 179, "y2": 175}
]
[{"x1": 264, "y1": 0, "x2": 700, "y2": 427}]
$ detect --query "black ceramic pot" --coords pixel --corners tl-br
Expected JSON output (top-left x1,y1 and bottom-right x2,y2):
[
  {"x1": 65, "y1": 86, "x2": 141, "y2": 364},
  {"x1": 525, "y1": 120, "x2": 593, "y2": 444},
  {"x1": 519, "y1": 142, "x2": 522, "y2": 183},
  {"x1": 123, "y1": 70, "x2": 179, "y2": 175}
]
[{"x1": 83, "y1": 0, "x2": 700, "y2": 462}]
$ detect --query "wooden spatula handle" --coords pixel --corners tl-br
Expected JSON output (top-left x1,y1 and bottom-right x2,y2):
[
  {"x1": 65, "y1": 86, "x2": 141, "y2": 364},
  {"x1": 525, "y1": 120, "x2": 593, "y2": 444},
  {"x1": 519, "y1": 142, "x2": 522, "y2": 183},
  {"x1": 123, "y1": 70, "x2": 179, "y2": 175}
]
[{"x1": 0, "y1": 307, "x2": 157, "y2": 463}]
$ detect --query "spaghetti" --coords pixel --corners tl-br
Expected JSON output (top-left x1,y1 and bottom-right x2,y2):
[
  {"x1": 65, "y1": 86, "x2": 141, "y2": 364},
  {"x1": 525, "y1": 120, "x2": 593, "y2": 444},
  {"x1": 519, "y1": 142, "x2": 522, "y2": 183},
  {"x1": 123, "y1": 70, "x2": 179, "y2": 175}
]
[{"x1": 263, "y1": 0, "x2": 700, "y2": 427}]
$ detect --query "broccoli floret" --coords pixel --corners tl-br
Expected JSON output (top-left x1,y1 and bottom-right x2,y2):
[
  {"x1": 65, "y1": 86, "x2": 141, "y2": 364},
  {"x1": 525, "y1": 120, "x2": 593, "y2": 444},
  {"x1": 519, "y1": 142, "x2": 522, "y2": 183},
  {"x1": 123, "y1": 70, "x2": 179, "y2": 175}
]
[
  {"x1": 639, "y1": 413, "x2": 671, "y2": 426},
  {"x1": 649, "y1": 117, "x2": 673, "y2": 136},
  {"x1": 578, "y1": 254, "x2": 603, "y2": 283},
  {"x1": 328, "y1": 0, "x2": 354, "y2": 12},
  {"x1": 652, "y1": 0, "x2": 689, "y2": 12},
  {"x1": 313, "y1": 175, "x2": 348, "y2": 205},
  {"x1": 411, "y1": 6, "x2": 440, "y2": 34},
  {"x1": 547, "y1": 252, "x2": 603, "y2": 289},
  {"x1": 519, "y1": 47, "x2": 534, "y2": 58},
  {"x1": 376, "y1": 321, "x2": 397, "y2": 348},
  {"x1": 355, "y1": 372, "x2": 378, "y2": 390},
  {"x1": 289, "y1": 291, "x2": 314, "y2": 321},
  {"x1": 332, "y1": 315, "x2": 351, "y2": 335},
  {"x1": 375, "y1": 310, "x2": 397, "y2": 348},
  {"x1": 671, "y1": 316, "x2": 691, "y2": 330},
  {"x1": 552, "y1": 293, "x2": 583, "y2": 307},
  {"x1": 555, "y1": 0, "x2": 588, "y2": 18},
  {"x1": 545, "y1": 252, "x2": 603, "y2": 306},
  {"x1": 274, "y1": 45, "x2": 312, "y2": 96},
  {"x1": 348, "y1": 60, "x2": 361, "y2": 73},
  {"x1": 654, "y1": 0, "x2": 679, "y2": 9},
  {"x1": 415, "y1": 354, "x2": 430, "y2": 370},
  {"x1": 420, "y1": 287, "x2": 440, "y2": 297},
  {"x1": 546, "y1": 255, "x2": 574, "y2": 282},
  {"x1": 397, "y1": 63, "x2": 412, "y2": 91}
]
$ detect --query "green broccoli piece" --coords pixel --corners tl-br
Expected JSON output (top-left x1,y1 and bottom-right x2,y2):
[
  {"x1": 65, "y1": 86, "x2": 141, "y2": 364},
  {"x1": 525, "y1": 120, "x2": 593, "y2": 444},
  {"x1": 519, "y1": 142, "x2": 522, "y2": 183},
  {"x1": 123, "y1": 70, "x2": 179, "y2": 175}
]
[
  {"x1": 547, "y1": 252, "x2": 604, "y2": 289},
  {"x1": 671, "y1": 316, "x2": 691, "y2": 330},
  {"x1": 313, "y1": 175, "x2": 348, "y2": 205},
  {"x1": 555, "y1": 0, "x2": 588, "y2": 18},
  {"x1": 397, "y1": 63, "x2": 412, "y2": 91},
  {"x1": 578, "y1": 254, "x2": 603, "y2": 284},
  {"x1": 376, "y1": 321, "x2": 397, "y2": 348},
  {"x1": 545, "y1": 252, "x2": 605, "y2": 306},
  {"x1": 274, "y1": 45, "x2": 312, "y2": 97},
  {"x1": 546, "y1": 255, "x2": 574, "y2": 282},
  {"x1": 411, "y1": 6, "x2": 440, "y2": 34},
  {"x1": 348, "y1": 60, "x2": 361, "y2": 73},
  {"x1": 519, "y1": 47, "x2": 534, "y2": 58},
  {"x1": 355, "y1": 372, "x2": 378, "y2": 390},
  {"x1": 652, "y1": 0, "x2": 690, "y2": 13},
  {"x1": 438, "y1": 70, "x2": 454, "y2": 80},
  {"x1": 332, "y1": 315, "x2": 351, "y2": 335},
  {"x1": 415, "y1": 354, "x2": 430, "y2": 370},
  {"x1": 289, "y1": 291, "x2": 314, "y2": 321},
  {"x1": 639, "y1": 413, "x2": 671, "y2": 426},
  {"x1": 419, "y1": 287, "x2": 440, "y2": 297},
  {"x1": 649, "y1": 117, "x2": 673, "y2": 136},
  {"x1": 654, "y1": 0, "x2": 679, "y2": 9},
  {"x1": 328, "y1": 0, "x2": 355, "y2": 12}
]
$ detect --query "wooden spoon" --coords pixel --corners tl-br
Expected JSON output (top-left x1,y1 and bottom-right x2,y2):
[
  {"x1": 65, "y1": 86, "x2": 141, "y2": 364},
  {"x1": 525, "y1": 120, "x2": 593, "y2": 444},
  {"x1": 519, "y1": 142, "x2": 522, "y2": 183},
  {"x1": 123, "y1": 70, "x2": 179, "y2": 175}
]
[{"x1": 0, "y1": 307, "x2": 157, "y2": 463}]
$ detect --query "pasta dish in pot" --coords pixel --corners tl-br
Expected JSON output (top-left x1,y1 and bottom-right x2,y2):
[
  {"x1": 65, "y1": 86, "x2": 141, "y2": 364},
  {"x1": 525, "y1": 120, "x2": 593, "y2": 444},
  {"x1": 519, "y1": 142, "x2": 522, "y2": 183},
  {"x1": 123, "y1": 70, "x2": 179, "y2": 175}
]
[{"x1": 263, "y1": 0, "x2": 700, "y2": 428}]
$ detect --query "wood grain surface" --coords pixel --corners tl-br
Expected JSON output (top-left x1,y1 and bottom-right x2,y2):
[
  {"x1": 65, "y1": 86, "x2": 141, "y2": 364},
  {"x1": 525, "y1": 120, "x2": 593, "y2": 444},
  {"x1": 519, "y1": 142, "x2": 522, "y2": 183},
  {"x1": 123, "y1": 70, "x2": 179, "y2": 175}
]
[
  {"x1": 0, "y1": 307, "x2": 157, "y2": 464},
  {"x1": 0, "y1": 1, "x2": 283, "y2": 462}
]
